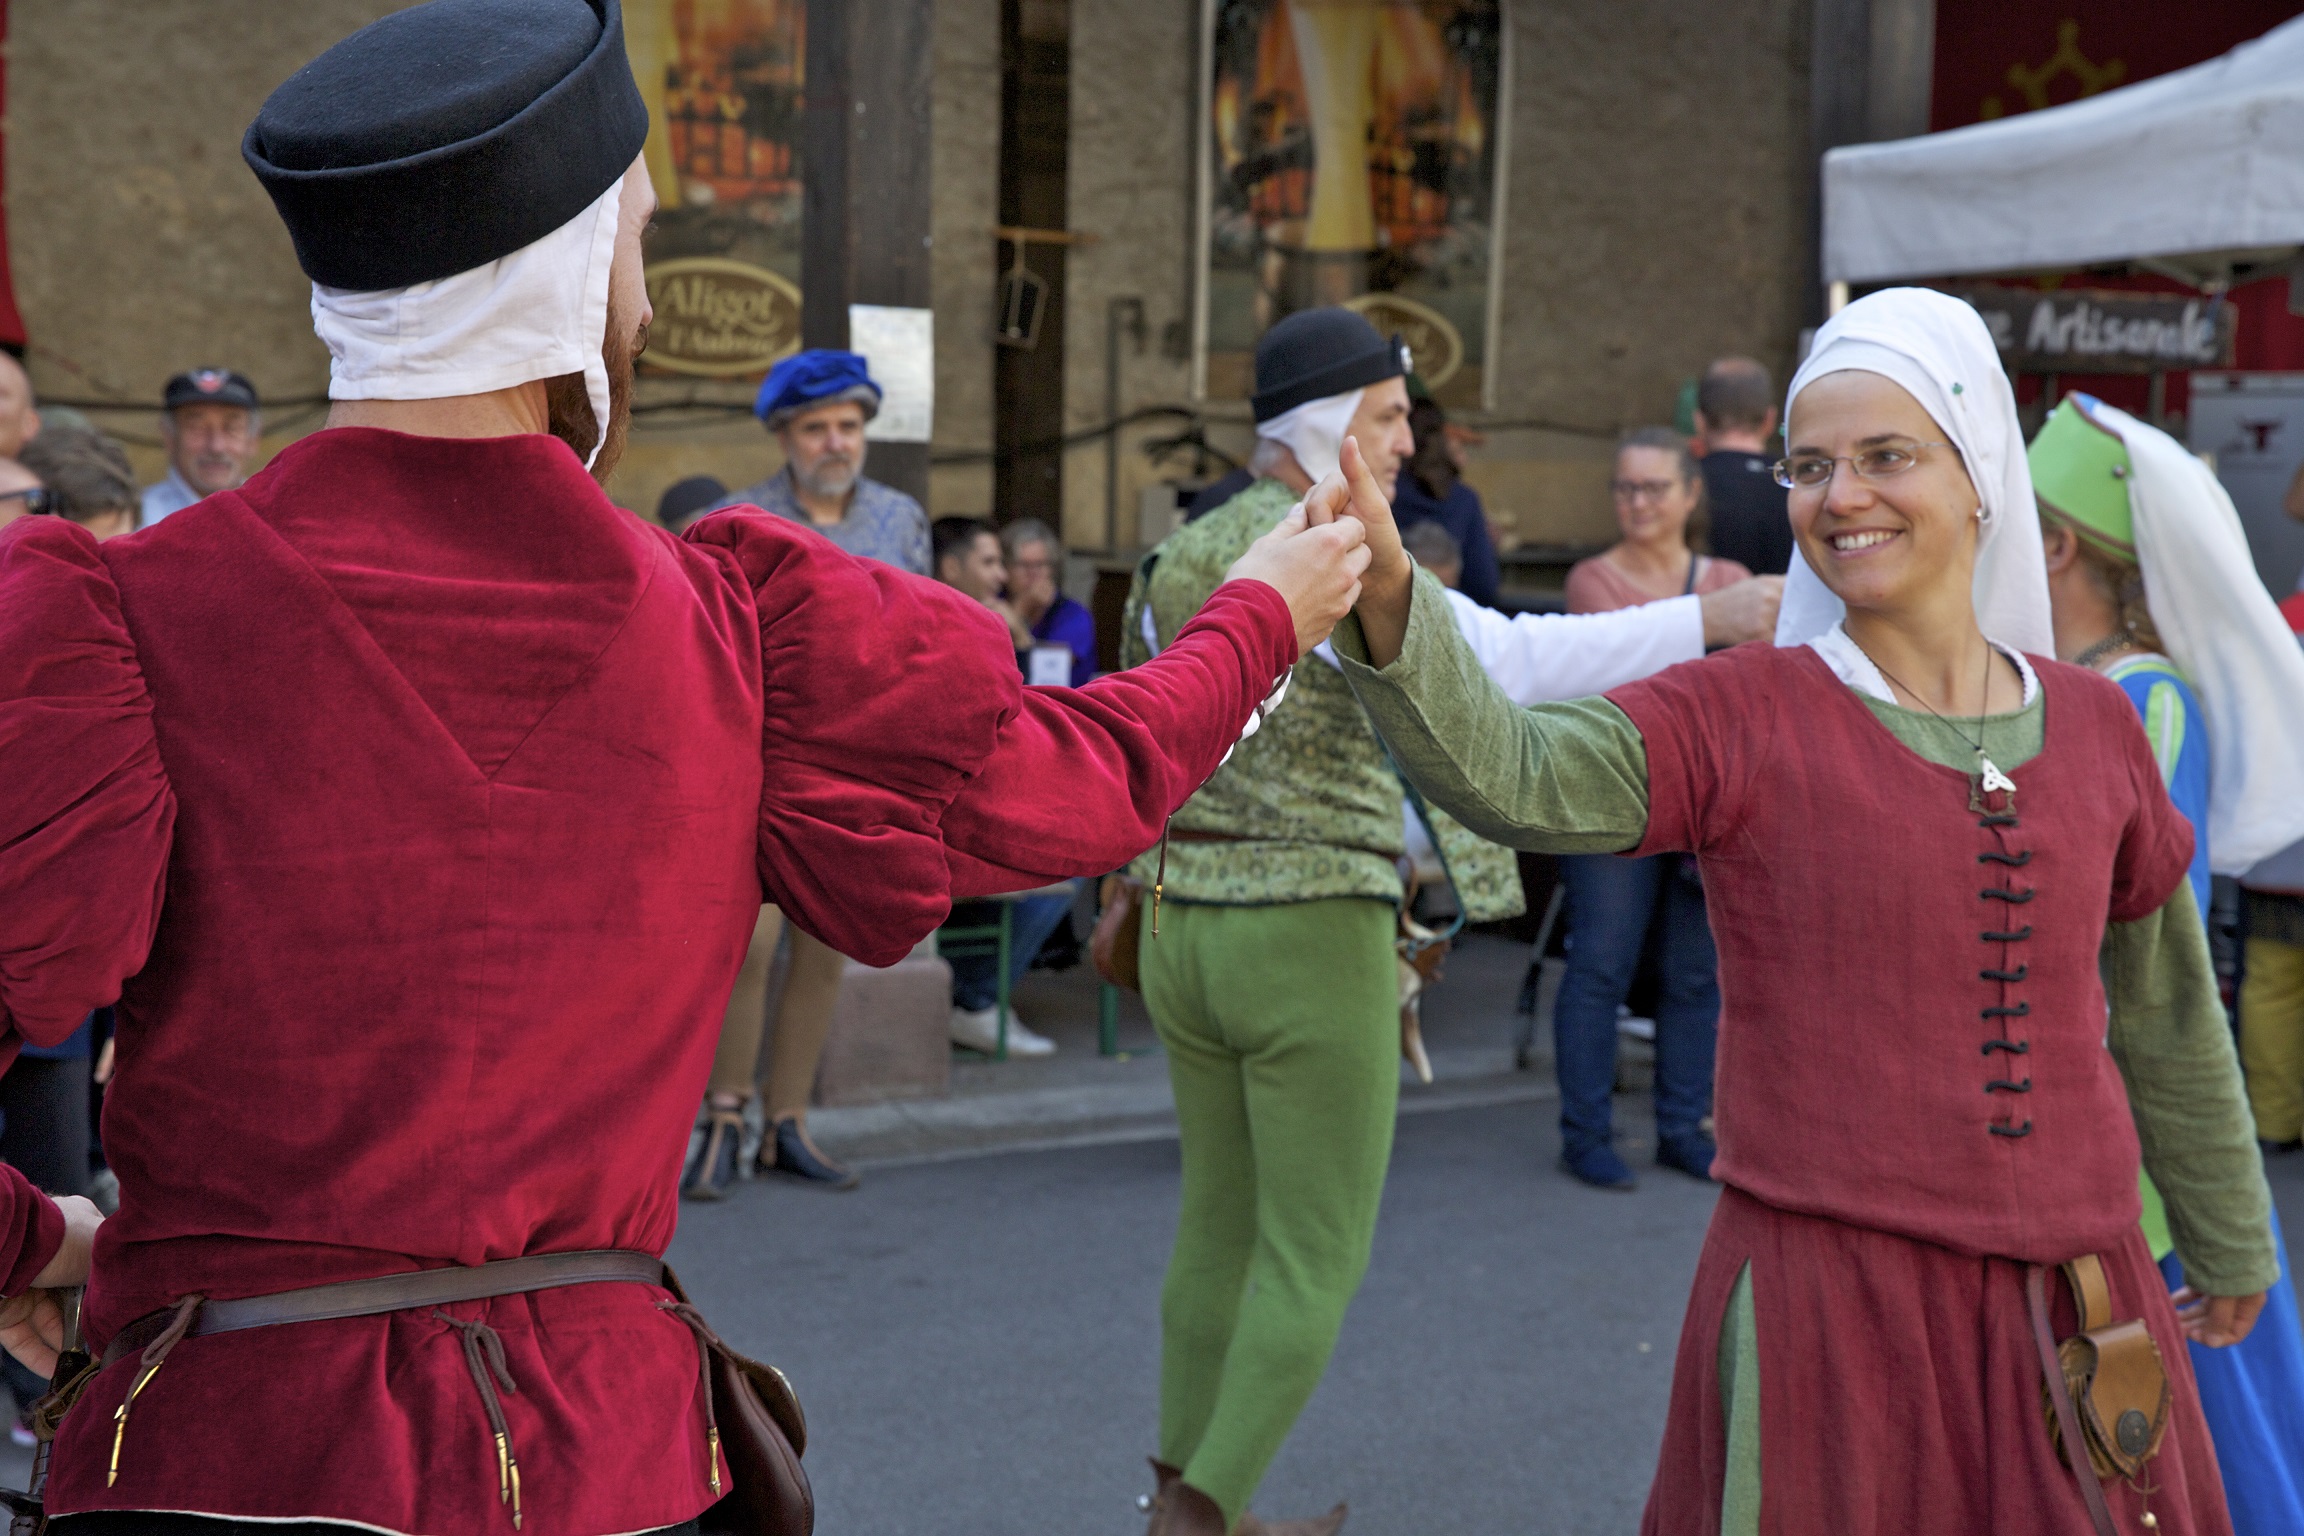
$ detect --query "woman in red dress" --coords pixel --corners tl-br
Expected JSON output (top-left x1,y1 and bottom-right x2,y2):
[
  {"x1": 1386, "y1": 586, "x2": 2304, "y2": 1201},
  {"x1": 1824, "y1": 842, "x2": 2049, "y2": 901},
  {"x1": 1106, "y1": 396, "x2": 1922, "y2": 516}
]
[{"x1": 1327, "y1": 287, "x2": 2276, "y2": 1536}]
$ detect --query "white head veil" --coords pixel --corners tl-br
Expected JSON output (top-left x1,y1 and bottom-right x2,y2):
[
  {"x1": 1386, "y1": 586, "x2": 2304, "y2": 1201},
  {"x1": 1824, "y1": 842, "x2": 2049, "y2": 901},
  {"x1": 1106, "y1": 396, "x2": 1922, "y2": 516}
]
[
  {"x1": 1774, "y1": 287, "x2": 2054, "y2": 657},
  {"x1": 2074, "y1": 398, "x2": 2304, "y2": 873},
  {"x1": 1257, "y1": 388, "x2": 1363, "y2": 485},
  {"x1": 310, "y1": 169, "x2": 627, "y2": 470}
]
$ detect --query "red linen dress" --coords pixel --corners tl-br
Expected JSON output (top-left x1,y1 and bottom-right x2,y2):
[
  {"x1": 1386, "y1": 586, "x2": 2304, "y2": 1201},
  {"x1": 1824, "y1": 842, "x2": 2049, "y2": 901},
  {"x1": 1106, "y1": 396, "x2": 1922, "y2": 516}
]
[
  {"x1": 1607, "y1": 643, "x2": 2222, "y2": 1536},
  {"x1": 0, "y1": 428, "x2": 1296, "y2": 1535}
]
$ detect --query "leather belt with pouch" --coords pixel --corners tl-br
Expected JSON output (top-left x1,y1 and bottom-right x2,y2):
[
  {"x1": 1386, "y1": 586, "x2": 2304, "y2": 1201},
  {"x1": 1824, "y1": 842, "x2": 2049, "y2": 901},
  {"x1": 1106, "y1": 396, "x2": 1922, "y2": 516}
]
[
  {"x1": 7, "y1": 1250, "x2": 808, "y2": 1536},
  {"x1": 2028, "y1": 1253, "x2": 2170, "y2": 1536},
  {"x1": 1090, "y1": 822, "x2": 1455, "y2": 1086}
]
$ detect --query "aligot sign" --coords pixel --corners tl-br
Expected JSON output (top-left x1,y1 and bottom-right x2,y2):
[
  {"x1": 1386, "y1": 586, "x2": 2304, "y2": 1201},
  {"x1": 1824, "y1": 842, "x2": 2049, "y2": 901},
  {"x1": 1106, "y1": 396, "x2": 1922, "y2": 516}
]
[
  {"x1": 1950, "y1": 285, "x2": 2234, "y2": 374},
  {"x1": 643, "y1": 258, "x2": 803, "y2": 377}
]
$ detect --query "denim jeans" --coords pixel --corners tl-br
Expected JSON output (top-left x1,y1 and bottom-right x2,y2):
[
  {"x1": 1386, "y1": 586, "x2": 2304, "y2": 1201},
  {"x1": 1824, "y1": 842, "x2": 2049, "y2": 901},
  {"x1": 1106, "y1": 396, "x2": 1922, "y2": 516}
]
[
  {"x1": 1554, "y1": 852, "x2": 1720, "y2": 1150},
  {"x1": 948, "y1": 885, "x2": 1079, "y2": 1011}
]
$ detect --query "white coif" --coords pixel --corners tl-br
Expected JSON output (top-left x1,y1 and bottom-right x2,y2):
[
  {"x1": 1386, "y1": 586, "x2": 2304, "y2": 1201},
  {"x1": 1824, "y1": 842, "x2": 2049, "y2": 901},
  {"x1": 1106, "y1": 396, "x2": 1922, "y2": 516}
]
[{"x1": 311, "y1": 175, "x2": 625, "y2": 469}]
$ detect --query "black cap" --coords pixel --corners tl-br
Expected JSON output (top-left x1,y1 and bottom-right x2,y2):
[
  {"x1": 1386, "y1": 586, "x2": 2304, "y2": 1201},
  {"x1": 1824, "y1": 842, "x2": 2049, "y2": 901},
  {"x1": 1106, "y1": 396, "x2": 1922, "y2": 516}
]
[
  {"x1": 243, "y1": 0, "x2": 649, "y2": 292},
  {"x1": 163, "y1": 368, "x2": 261, "y2": 413},
  {"x1": 1251, "y1": 307, "x2": 1411, "y2": 423},
  {"x1": 656, "y1": 474, "x2": 729, "y2": 531}
]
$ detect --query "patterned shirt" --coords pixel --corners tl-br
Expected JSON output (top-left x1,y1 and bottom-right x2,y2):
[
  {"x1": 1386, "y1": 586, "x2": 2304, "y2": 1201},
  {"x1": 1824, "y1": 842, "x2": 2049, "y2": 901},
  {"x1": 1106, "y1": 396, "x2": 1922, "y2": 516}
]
[
  {"x1": 1122, "y1": 476, "x2": 1522, "y2": 918},
  {"x1": 717, "y1": 466, "x2": 931, "y2": 575}
]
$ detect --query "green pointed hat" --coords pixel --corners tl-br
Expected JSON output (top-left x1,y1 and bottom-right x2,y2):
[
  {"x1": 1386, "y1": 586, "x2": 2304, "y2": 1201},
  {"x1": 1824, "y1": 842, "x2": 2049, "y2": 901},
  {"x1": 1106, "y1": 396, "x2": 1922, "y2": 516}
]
[{"x1": 2029, "y1": 394, "x2": 2134, "y2": 555}]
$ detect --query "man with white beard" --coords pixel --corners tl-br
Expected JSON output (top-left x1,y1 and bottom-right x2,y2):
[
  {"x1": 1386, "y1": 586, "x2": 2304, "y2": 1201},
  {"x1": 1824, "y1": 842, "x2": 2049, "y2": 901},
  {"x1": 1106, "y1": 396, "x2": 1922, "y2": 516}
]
[{"x1": 718, "y1": 349, "x2": 931, "y2": 576}]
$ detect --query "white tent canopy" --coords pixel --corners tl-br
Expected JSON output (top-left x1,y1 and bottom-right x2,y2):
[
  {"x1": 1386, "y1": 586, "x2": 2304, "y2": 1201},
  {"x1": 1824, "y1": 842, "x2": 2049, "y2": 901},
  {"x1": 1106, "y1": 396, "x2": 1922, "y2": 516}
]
[{"x1": 1825, "y1": 16, "x2": 2304, "y2": 285}]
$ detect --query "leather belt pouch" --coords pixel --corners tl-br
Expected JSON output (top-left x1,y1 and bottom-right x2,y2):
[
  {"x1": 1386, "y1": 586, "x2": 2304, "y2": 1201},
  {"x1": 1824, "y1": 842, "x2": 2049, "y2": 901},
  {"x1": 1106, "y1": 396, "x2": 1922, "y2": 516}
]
[
  {"x1": 2039, "y1": 1253, "x2": 2171, "y2": 1482},
  {"x1": 1091, "y1": 873, "x2": 1145, "y2": 992},
  {"x1": 13, "y1": 1251, "x2": 812, "y2": 1536}
]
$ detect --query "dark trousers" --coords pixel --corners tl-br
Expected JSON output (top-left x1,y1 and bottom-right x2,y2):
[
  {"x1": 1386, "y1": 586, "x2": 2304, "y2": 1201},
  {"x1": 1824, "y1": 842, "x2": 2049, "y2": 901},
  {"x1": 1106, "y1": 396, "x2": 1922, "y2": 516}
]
[
  {"x1": 0, "y1": 1054, "x2": 91, "y2": 1199},
  {"x1": 1554, "y1": 852, "x2": 1720, "y2": 1151}
]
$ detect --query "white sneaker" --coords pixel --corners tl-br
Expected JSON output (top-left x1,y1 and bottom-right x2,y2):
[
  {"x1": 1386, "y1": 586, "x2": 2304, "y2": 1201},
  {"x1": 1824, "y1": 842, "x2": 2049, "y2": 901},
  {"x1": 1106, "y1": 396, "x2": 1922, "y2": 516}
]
[{"x1": 949, "y1": 1004, "x2": 1056, "y2": 1057}]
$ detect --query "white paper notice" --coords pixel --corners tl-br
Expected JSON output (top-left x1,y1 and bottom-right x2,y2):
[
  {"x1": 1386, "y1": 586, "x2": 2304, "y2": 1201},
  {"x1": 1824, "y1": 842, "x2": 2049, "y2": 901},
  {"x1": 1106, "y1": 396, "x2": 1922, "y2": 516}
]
[{"x1": 848, "y1": 304, "x2": 934, "y2": 443}]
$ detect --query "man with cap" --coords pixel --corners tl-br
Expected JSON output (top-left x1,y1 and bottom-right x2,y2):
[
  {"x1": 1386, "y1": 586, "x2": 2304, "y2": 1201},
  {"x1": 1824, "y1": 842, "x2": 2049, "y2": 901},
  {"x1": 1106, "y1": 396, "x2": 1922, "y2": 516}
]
[
  {"x1": 717, "y1": 348, "x2": 930, "y2": 574},
  {"x1": 1119, "y1": 308, "x2": 1779, "y2": 1536},
  {"x1": 683, "y1": 350, "x2": 931, "y2": 1203},
  {"x1": 0, "y1": 3, "x2": 1373, "y2": 1533},
  {"x1": 138, "y1": 368, "x2": 261, "y2": 525}
]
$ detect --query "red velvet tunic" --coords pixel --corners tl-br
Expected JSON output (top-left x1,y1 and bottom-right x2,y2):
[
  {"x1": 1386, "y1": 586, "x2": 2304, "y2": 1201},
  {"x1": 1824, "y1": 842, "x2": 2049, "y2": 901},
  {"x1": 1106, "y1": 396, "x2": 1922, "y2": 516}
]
[
  {"x1": 1607, "y1": 644, "x2": 2223, "y2": 1536},
  {"x1": 0, "y1": 429, "x2": 1296, "y2": 1535}
]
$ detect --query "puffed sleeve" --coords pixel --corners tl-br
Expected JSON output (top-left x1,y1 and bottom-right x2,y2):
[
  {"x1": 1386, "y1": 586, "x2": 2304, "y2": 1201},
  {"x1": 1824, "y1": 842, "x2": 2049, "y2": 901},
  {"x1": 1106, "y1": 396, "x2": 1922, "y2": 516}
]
[
  {"x1": 686, "y1": 512, "x2": 1294, "y2": 964},
  {"x1": 0, "y1": 519, "x2": 174, "y2": 1062}
]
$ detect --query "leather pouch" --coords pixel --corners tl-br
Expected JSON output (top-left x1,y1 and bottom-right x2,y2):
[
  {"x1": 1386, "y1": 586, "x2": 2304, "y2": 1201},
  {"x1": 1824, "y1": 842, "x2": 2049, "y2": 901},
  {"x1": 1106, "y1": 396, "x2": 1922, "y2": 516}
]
[
  {"x1": 1092, "y1": 874, "x2": 1146, "y2": 992},
  {"x1": 662, "y1": 1265, "x2": 813, "y2": 1536},
  {"x1": 2040, "y1": 1254, "x2": 2170, "y2": 1482}
]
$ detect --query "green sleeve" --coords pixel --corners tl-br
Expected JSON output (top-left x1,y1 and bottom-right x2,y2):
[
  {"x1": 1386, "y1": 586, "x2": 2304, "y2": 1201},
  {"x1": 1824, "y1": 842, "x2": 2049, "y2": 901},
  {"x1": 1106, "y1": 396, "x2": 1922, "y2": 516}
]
[
  {"x1": 1330, "y1": 568, "x2": 1650, "y2": 854},
  {"x1": 2104, "y1": 881, "x2": 2278, "y2": 1295}
]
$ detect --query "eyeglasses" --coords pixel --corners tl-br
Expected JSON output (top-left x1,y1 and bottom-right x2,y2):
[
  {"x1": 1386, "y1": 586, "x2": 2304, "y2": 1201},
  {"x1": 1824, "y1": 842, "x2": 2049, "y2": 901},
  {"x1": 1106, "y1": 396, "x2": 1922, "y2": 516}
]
[
  {"x1": 1772, "y1": 442, "x2": 1951, "y2": 490},
  {"x1": 0, "y1": 487, "x2": 54, "y2": 515},
  {"x1": 1609, "y1": 478, "x2": 1683, "y2": 502}
]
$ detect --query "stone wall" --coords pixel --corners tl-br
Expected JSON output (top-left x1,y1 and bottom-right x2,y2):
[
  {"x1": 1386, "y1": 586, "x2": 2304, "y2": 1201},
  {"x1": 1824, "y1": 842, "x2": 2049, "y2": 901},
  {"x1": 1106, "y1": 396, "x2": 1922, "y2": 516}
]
[
  {"x1": 9, "y1": 1, "x2": 412, "y2": 487},
  {"x1": 1059, "y1": 0, "x2": 1813, "y2": 553},
  {"x1": 9, "y1": 0, "x2": 1813, "y2": 544}
]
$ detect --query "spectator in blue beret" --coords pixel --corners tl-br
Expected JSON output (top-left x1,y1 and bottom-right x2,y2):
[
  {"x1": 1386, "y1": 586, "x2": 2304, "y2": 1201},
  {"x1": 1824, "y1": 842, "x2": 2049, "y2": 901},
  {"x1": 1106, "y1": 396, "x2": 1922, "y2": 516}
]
[{"x1": 714, "y1": 349, "x2": 930, "y2": 575}]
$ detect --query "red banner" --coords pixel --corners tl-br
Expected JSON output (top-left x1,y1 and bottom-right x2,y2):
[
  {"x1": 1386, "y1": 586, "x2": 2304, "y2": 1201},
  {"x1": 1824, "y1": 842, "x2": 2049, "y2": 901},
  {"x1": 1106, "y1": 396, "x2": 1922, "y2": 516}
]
[
  {"x1": 0, "y1": 0, "x2": 25, "y2": 349},
  {"x1": 1932, "y1": 1, "x2": 2303, "y2": 132}
]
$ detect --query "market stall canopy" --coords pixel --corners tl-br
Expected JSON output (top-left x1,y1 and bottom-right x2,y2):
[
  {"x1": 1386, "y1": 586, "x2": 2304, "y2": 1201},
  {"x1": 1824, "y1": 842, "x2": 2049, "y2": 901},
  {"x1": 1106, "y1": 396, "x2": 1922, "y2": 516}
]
[{"x1": 1824, "y1": 16, "x2": 2304, "y2": 286}]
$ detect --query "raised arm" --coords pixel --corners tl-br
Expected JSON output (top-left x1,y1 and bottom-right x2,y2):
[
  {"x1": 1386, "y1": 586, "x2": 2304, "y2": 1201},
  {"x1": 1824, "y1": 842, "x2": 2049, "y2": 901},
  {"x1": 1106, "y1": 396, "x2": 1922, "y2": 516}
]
[
  {"x1": 690, "y1": 502, "x2": 1361, "y2": 965},
  {"x1": 0, "y1": 519, "x2": 175, "y2": 1055},
  {"x1": 940, "y1": 581, "x2": 1293, "y2": 895},
  {"x1": 1331, "y1": 566, "x2": 1649, "y2": 854},
  {"x1": 2105, "y1": 882, "x2": 2277, "y2": 1342}
]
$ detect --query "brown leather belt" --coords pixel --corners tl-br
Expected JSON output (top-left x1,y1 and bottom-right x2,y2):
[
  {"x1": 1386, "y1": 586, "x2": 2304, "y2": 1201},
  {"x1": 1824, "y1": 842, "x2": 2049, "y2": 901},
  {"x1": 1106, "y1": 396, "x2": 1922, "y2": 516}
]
[
  {"x1": 86, "y1": 1250, "x2": 666, "y2": 1528},
  {"x1": 99, "y1": 1248, "x2": 664, "y2": 1367}
]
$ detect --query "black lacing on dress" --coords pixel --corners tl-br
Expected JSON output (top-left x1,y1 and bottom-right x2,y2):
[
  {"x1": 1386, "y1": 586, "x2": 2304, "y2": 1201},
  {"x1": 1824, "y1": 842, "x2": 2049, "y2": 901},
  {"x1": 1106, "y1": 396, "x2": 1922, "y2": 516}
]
[{"x1": 1975, "y1": 798, "x2": 2034, "y2": 1141}]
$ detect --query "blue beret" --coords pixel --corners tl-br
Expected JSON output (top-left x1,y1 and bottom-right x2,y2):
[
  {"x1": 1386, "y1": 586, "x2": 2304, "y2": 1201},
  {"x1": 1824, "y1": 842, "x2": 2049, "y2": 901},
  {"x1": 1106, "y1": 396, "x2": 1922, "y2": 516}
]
[{"x1": 755, "y1": 350, "x2": 882, "y2": 425}]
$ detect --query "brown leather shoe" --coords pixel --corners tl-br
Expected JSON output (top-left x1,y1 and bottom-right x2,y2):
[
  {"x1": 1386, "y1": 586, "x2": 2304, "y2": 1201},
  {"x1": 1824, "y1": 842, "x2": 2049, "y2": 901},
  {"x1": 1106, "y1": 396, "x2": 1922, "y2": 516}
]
[
  {"x1": 1139, "y1": 1459, "x2": 1184, "y2": 1534},
  {"x1": 1235, "y1": 1502, "x2": 1348, "y2": 1536},
  {"x1": 1158, "y1": 1480, "x2": 1228, "y2": 1536}
]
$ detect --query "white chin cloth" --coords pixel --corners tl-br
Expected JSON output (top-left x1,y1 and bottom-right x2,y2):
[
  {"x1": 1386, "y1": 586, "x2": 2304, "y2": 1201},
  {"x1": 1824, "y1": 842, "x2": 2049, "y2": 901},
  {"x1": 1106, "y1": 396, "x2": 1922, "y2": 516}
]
[
  {"x1": 1774, "y1": 287, "x2": 2054, "y2": 659},
  {"x1": 1257, "y1": 388, "x2": 1363, "y2": 485},
  {"x1": 311, "y1": 175, "x2": 624, "y2": 469},
  {"x1": 2085, "y1": 398, "x2": 2304, "y2": 874}
]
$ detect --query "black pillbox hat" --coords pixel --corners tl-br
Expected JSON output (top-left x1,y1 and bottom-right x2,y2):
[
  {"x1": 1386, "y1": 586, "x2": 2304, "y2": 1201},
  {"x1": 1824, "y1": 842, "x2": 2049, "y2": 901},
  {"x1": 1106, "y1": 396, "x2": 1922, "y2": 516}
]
[
  {"x1": 1251, "y1": 307, "x2": 1411, "y2": 423},
  {"x1": 243, "y1": 0, "x2": 650, "y2": 292}
]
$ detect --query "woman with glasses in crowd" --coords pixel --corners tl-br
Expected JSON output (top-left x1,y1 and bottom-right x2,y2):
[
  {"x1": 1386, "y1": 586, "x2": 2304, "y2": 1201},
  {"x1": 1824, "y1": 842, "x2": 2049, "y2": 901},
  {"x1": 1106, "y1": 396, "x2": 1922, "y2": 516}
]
[
  {"x1": 1548, "y1": 429, "x2": 1752, "y2": 1188},
  {"x1": 1325, "y1": 287, "x2": 2275, "y2": 1535}
]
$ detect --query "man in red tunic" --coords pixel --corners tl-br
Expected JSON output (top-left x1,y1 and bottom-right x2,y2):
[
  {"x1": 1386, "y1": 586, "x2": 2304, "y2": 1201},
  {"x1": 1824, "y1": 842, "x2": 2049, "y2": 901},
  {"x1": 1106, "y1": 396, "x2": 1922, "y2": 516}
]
[{"x1": 0, "y1": 3, "x2": 1371, "y2": 1532}]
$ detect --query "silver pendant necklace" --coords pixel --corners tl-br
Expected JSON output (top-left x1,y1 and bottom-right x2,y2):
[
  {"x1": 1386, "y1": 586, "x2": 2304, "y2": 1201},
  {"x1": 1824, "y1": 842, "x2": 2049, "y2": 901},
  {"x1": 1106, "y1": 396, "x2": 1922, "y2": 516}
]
[{"x1": 1851, "y1": 634, "x2": 2015, "y2": 810}]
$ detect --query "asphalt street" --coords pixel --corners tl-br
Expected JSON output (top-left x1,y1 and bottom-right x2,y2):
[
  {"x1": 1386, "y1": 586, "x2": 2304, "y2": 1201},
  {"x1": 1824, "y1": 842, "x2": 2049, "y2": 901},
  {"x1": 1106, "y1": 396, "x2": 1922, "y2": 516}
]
[{"x1": 669, "y1": 1103, "x2": 2304, "y2": 1536}]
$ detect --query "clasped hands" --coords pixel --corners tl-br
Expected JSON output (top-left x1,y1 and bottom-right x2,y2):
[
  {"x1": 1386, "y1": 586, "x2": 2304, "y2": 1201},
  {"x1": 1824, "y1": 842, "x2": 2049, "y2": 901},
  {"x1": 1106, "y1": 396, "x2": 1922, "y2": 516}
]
[{"x1": 1222, "y1": 437, "x2": 1412, "y2": 660}]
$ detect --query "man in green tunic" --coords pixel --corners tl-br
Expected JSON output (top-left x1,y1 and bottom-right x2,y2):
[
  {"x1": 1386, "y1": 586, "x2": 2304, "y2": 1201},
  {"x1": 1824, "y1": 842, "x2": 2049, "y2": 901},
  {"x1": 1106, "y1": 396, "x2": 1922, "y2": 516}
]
[{"x1": 1126, "y1": 310, "x2": 1778, "y2": 1535}]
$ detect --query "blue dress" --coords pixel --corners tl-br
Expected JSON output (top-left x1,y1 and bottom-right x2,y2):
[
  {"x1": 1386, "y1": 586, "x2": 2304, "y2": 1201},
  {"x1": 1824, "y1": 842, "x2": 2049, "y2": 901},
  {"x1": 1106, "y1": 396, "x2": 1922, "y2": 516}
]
[{"x1": 2116, "y1": 654, "x2": 2304, "y2": 1534}]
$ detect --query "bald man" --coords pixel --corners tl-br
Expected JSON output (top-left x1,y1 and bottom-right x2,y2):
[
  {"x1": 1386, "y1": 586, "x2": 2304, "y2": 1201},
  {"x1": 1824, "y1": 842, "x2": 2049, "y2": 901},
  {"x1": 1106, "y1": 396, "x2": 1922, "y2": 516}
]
[{"x1": 0, "y1": 354, "x2": 41, "y2": 461}]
